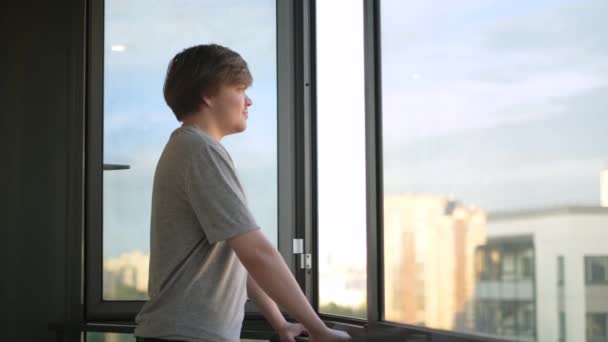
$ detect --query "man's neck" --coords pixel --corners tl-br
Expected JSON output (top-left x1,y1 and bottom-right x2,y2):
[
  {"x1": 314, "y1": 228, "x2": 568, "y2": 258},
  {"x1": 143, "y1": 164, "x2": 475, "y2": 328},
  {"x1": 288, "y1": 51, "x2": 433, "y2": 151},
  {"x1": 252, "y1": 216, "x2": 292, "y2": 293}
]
[{"x1": 181, "y1": 113, "x2": 224, "y2": 142}]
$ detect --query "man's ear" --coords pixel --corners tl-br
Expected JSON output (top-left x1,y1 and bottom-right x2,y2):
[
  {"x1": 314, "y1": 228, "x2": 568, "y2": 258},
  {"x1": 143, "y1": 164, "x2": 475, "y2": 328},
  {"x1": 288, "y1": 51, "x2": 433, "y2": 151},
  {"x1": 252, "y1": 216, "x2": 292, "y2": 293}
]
[{"x1": 201, "y1": 93, "x2": 214, "y2": 108}]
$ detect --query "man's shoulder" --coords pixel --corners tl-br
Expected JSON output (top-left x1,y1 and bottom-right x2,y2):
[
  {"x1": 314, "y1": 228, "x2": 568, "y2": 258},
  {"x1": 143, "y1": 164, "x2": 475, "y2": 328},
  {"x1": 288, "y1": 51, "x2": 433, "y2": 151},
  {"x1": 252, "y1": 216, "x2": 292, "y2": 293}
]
[
  {"x1": 166, "y1": 127, "x2": 217, "y2": 159},
  {"x1": 173, "y1": 126, "x2": 225, "y2": 152},
  {"x1": 168, "y1": 128, "x2": 233, "y2": 172},
  {"x1": 170, "y1": 126, "x2": 212, "y2": 147}
]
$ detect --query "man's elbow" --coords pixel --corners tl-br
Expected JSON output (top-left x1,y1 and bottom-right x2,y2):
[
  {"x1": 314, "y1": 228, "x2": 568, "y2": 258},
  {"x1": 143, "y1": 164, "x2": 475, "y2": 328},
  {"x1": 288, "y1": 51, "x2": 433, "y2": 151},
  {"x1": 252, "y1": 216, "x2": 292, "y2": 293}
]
[{"x1": 227, "y1": 229, "x2": 274, "y2": 269}]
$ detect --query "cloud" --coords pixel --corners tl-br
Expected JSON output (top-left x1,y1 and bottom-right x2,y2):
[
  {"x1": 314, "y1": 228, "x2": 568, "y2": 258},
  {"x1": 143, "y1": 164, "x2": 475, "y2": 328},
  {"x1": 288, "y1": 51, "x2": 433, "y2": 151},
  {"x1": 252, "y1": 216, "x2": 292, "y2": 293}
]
[
  {"x1": 381, "y1": 86, "x2": 608, "y2": 212},
  {"x1": 380, "y1": 0, "x2": 608, "y2": 146},
  {"x1": 382, "y1": 70, "x2": 602, "y2": 145},
  {"x1": 482, "y1": 0, "x2": 608, "y2": 55}
]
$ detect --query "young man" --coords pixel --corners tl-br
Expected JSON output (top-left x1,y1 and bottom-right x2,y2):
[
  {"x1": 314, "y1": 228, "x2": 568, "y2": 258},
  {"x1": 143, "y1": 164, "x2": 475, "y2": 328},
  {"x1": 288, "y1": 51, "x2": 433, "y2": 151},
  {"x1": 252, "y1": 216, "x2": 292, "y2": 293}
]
[{"x1": 134, "y1": 44, "x2": 351, "y2": 342}]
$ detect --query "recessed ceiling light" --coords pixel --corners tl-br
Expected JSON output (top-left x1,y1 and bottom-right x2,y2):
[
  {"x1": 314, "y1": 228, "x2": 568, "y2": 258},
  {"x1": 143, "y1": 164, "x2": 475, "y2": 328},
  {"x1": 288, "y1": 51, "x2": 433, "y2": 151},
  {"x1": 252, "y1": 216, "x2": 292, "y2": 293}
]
[{"x1": 111, "y1": 44, "x2": 126, "y2": 52}]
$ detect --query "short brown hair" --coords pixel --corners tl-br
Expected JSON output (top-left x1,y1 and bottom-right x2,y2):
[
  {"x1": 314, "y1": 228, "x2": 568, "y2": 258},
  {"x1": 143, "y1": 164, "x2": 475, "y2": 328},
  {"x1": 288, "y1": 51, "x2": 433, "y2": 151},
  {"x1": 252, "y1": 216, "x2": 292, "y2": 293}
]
[{"x1": 163, "y1": 44, "x2": 253, "y2": 121}]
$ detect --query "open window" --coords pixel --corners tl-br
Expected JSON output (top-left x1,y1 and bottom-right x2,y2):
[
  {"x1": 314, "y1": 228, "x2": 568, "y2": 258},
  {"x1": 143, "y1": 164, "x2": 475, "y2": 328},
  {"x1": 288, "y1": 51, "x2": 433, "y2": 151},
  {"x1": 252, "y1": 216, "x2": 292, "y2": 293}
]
[{"x1": 85, "y1": 0, "x2": 304, "y2": 327}]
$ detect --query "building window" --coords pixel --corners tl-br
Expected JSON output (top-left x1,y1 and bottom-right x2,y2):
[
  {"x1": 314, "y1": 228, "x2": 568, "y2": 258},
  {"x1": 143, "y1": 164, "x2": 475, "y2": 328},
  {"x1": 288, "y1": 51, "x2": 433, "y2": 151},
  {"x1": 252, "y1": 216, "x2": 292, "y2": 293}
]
[
  {"x1": 502, "y1": 253, "x2": 516, "y2": 281},
  {"x1": 518, "y1": 303, "x2": 535, "y2": 337},
  {"x1": 587, "y1": 313, "x2": 608, "y2": 342},
  {"x1": 559, "y1": 311, "x2": 566, "y2": 342},
  {"x1": 586, "y1": 257, "x2": 608, "y2": 285},
  {"x1": 519, "y1": 251, "x2": 534, "y2": 280}
]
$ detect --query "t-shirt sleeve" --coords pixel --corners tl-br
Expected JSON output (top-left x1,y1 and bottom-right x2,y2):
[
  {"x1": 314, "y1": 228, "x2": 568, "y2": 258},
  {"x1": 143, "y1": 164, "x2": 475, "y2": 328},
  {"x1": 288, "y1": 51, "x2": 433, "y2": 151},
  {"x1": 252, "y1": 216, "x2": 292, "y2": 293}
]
[{"x1": 186, "y1": 143, "x2": 260, "y2": 244}]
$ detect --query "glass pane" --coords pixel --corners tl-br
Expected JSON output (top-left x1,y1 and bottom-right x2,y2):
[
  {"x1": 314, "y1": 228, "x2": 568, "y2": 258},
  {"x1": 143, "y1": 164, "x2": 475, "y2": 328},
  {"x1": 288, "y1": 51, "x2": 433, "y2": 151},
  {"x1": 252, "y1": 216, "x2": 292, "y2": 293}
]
[
  {"x1": 103, "y1": 0, "x2": 277, "y2": 300},
  {"x1": 380, "y1": 0, "x2": 608, "y2": 341},
  {"x1": 316, "y1": 0, "x2": 367, "y2": 318}
]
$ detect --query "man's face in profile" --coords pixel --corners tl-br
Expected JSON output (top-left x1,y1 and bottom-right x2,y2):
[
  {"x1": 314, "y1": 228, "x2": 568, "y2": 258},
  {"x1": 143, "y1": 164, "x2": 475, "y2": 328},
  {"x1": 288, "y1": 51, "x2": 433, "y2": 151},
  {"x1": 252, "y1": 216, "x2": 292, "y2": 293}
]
[{"x1": 207, "y1": 83, "x2": 253, "y2": 136}]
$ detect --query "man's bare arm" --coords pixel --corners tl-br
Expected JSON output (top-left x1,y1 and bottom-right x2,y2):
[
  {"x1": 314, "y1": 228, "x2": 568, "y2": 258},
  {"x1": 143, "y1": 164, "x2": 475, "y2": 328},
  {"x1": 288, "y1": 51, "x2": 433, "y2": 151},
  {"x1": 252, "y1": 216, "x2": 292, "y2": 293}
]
[
  {"x1": 246, "y1": 274, "x2": 289, "y2": 331},
  {"x1": 228, "y1": 230, "x2": 349, "y2": 341}
]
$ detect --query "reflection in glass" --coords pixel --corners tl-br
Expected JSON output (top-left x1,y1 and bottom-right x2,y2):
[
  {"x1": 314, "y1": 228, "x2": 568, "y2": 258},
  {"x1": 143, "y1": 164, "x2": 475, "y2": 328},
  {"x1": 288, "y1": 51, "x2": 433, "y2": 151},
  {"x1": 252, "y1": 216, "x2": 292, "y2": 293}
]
[
  {"x1": 102, "y1": 0, "x2": 277, "y2": 300},
  {"x1": 380, "y1": 0, "x2": 608, "y2": 341},
  {"x1": 316, "y1": 0, "x2": 367, "y2": 318},
  {"x1": 87, "y1": 333, "x2": 135, "y2": 342}
]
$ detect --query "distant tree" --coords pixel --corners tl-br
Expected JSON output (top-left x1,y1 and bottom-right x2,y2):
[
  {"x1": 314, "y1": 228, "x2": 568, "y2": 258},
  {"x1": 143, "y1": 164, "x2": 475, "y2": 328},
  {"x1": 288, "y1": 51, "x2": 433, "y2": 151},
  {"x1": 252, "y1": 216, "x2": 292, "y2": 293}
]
[
  {"x1": 320, "y1": 302, "x2": 366, "y2": 319},
  {"x1": 112, "y1": 282, "x2": 148, "y2": 301}
]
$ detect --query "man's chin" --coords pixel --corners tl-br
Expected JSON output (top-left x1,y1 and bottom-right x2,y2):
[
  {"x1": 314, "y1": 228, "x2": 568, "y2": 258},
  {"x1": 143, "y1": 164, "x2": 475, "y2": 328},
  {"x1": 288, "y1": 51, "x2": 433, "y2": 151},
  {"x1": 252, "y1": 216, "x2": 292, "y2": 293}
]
[{"x1": 231, "y1": 123, "x2": 247, "y2": 134}]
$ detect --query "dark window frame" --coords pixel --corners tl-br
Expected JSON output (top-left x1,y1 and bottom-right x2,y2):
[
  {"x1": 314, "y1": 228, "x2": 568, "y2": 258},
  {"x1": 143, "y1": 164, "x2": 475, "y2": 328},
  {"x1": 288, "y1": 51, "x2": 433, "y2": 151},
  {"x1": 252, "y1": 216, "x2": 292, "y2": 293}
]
[
  {"x1": 356, "y1": 0, "x2": 530, "y2": 341},
  {"x1": 85, "y1": 0, "x2": 303, "y2": 324}
]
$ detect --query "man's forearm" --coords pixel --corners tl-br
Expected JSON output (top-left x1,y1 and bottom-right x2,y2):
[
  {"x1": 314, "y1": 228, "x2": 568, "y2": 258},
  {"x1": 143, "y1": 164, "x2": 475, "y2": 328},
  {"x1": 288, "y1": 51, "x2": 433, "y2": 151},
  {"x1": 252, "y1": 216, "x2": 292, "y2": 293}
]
[
  {"x1": 231, "y1": 232, "x2": 327, "y2": 337},
  {"x1": 246, "y1": 274, "x2": 288, "y2": 332}
]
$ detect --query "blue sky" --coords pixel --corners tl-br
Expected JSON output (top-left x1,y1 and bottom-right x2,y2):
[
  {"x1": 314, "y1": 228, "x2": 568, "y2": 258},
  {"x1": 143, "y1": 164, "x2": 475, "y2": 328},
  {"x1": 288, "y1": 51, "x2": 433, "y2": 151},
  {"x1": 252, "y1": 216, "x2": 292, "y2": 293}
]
[
  {"x1": 102, "y1": 0, "x2": 607, "y2": 257},
  {"x1": 381, "y1": 0, "x2": 608, "y2": 212}
]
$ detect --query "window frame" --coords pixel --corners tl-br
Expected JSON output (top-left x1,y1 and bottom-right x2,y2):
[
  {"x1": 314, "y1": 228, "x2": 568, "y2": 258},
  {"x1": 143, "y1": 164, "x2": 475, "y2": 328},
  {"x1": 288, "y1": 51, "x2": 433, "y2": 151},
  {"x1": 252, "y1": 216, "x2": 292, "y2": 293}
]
[
  {"x1": 362, "y1": 0, "x2": 383, "y2": 327},
  {"x1": 85, "y1": 0, "x2": 304, "y2": 322},
  {"x1": 307, "y1": 0, "x2": 381, "y2": 327},
  {"x1": 357, "y1": 0, "x2": 531, "y2": 341}
]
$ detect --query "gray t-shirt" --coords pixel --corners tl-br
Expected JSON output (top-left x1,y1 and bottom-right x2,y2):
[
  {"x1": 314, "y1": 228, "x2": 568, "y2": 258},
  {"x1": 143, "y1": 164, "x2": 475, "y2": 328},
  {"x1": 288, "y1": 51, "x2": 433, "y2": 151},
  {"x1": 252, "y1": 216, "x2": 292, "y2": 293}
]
[{"x1": 135, "y1": 125, "x2": 260, "y2": 342}]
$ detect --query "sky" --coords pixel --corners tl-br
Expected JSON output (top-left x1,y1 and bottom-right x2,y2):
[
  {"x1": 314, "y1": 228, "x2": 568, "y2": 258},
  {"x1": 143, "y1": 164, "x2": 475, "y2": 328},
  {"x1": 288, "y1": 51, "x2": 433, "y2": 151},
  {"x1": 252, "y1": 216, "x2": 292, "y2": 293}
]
[
  {"x1": 380, "y1": 0, "x2": 608, "y2": 212},
  {"x1": 101, "y1": 0, "x2": 608, "y2": 275}
]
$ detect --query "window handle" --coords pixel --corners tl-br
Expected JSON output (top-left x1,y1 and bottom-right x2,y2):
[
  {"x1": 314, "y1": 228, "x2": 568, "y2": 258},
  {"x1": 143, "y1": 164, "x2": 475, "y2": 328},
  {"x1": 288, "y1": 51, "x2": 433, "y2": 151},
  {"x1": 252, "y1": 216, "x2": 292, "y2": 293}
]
[{"x1": 103, "y1": 163, "x2": 130, "y2": 171}]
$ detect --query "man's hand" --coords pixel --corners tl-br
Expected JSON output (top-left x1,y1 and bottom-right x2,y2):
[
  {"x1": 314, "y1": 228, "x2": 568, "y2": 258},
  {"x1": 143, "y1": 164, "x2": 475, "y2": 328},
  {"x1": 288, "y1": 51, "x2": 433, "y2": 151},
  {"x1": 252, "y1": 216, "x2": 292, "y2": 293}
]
[
  {"x1": 309, "y1": 327, "x2": 351, "y2": 342},
  {"x1": 230, "y1": 230, "x2": 352, "y2": 342},
  {"x1": 276, "y1": 322, "x2": 308, "y2": 342}
]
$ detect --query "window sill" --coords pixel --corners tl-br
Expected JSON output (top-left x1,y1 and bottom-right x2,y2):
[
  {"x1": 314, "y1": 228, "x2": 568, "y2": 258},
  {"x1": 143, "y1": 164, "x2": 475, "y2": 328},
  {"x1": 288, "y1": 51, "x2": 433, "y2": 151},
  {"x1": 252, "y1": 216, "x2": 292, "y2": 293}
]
[
  {"x1": 49, "y1": 319, "x2": 516, "y2": 342},
  {"x1": 48, "y1": 320, "x2": 276, "y2": 340}
]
